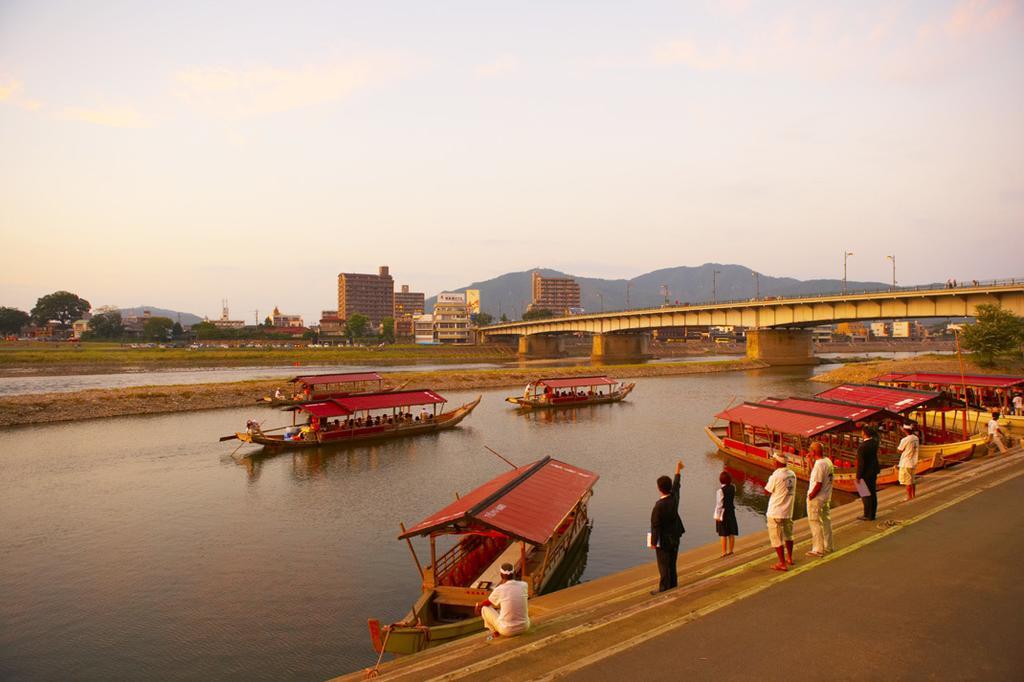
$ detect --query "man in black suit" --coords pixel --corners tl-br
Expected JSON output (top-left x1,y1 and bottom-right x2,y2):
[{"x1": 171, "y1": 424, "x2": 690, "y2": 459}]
[
  {"x1": 856, "y1": 425, "x2": 881, "y2": 521},
  {"x1": 650, "y1": 460, "x2": 686, "y2": 593}
]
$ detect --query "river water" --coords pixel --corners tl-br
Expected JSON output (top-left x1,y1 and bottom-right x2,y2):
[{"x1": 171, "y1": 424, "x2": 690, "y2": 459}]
[{"x1": 0, "y1": 364, "x2": 850, "y2": 680}]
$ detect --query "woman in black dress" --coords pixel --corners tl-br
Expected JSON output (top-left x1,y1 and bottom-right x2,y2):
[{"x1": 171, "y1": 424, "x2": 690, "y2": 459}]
[{"x1": 715, "y1": 471, "x2": 739, "y2": 556}]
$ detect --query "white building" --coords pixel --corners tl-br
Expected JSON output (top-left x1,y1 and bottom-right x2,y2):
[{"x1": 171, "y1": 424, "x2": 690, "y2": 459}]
[
  {"x1": 870, "y1": 322, "x2": 889, "y2": 338},
  {"x1": 891, "y1": 321, "x2": 911, "y2": 338},
  {"x1": 433, "y1": 292, "x2": 472, "y2": 344},
  {"x1": 414, "y1": 314, "x2": 436, "y2": 344}
]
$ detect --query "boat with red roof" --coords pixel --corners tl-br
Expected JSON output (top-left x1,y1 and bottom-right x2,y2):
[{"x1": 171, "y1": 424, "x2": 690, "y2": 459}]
[
  {"x1": 504, "y1": 375, "x2": 635, "y2": 409},
  {"x1": 872, "y1": 371, "x2": 1024, "y2": 430},
  {"x1": 704, "y1": 384, "x2": 987, "y2": 492},
  {"x1": 234, "y1": 389, "x2": 480, "y2": 453},
  {"x1": 367, "y1": 456, "x2": 598, "y2": 656},
  {"x1": 257, "y1": 371, "x2": 408, "y2": 407}
]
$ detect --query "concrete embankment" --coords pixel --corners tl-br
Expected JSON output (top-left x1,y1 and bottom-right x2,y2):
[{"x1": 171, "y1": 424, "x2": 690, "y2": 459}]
[
  {"x1": 338, "y1": 447, "x2": 1024, "y2": 681},
  {"x1": 0, "y1": 359, "x2": 766, "y2": 428}
]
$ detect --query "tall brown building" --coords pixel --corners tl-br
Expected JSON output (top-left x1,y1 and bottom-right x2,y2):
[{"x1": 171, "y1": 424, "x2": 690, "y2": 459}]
[
  {"x1": 528, "y1": 271, "x2": 581, "y2": 315},
  {"x1": 337, "y1": 265, "x2": 395, "y2": 328}
]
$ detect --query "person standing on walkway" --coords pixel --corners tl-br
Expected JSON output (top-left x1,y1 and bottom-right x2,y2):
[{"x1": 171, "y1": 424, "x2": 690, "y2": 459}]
[
  {"x1": 474, "y1": 563, "x2": 530, "y2": 640},
  {"x1": 988, "y1": 412, "x2": 1009, "y2": 453},
  {"x1": 714, "y1": 471, "x2": 738, "y2": 557},
  {"x1": 1012, "y1": 392, "x2": 1023, "y2": 417},
  {"x1": 764, "y1": 454, "x2": 796, "y2": 571},
  {"x1": 857, "y1": 425, "x2": 881, "y2": 521},
  {"x1": 897, "y1": 423, "x2": 920, "y2": 500},
  {"x1": 806, "y1": 442, "x2": 834, "y2": 557},
  {"x1": 650, "y1": 460, "x2": 686, "y2": 593}
]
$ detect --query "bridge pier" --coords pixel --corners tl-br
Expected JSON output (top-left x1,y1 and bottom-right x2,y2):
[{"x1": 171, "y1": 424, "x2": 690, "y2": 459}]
[
  {"x1": 591, "y1": 333, "x2": 651, "y2": 362},
  {"x1": 518, "y1": 335, "x2": 568, "y2": 359},
  {"x1": 745, "y1": 329, "x2": 815, "y2": 366}
]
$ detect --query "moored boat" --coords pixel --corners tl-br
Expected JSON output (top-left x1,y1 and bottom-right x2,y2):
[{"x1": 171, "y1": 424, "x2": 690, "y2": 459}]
[
  {"x1": 873, "y1": 371, "x2": 1024, "y2": 430},
  {"x1": 505, "y1": 375, "x2": 635, "y2": 409},
  {"x1": 257, "y1": 371, "x2": 408, "y2": 407},
  {"x1": 705, "y1": 384, "x2": 987, "y2": 492},
  {"x1": 367, "y1": 456, "x2": 598, "y2": 656},
  {"x1": 234, "y1": 389, "x2": 480, "y2": 454}
]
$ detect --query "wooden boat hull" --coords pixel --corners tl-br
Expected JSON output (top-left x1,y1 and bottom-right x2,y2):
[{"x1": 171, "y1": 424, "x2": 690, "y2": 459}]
[
  {"x1": 922, "y1": 409, "x2": 1020, "y2": 432},
  {"x1": 236, "y1": 396, "x2": 480, "y2": 455},
  {"x1": 506, "y1": 383, "x2": 635, "y2": 410},
  {"x1": 703, "y1": 425, "x2": 982, "y2": 493}
]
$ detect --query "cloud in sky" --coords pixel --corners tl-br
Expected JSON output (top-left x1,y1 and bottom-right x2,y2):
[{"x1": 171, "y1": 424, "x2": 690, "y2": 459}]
[
  {"x1": 474, "y1": 55, "x2": 520, "y2": 78},
  {"x1": 55, "y1": 105, "x2": 152, "y2": 128},
  {"x1": 0, "y1": 74, "x2": 42, "y2": 111},
  {"x1": 173, "y1": 55, "x2": 412, "y2": 118}
]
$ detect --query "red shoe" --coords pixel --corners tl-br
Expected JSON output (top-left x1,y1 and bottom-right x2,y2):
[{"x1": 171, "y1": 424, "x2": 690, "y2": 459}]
[
  {"x1": 770, "y1": 562, "x2": 788, "y2": 572},
  {"x1": 786, "y1": 557, "x2": 795, "y2": 566}
]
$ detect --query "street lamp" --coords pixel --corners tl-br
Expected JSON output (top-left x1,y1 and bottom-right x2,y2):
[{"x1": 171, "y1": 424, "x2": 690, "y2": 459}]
[
  {"x1": 712, "y1": 269, "x2": 722, "y2": 304},
  {"x1": 886, "y1": 255, "x2": 896, "y2": 290},
  {"x1": 842, "y1": 251, "x2": 854, "y2": 294},
  {"x1": 751, "y1": 271, "x2": 760, "y2": 300}
]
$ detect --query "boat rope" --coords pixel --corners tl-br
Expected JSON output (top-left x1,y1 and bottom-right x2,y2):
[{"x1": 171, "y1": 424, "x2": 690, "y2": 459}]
[{"x1": 363, "y1": 627, "x2": 392, "y2": 678}]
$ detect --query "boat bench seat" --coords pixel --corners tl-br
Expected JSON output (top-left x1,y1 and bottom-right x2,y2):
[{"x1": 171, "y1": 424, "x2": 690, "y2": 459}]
[{"x1": 473, "y1": 543, "x2": 527, "y2": 591}]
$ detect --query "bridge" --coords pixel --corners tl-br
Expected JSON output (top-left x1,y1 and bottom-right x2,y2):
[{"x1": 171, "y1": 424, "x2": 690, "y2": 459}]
[{"x1": 479, "y1": 280, "x2": 1024, "y2": 365}]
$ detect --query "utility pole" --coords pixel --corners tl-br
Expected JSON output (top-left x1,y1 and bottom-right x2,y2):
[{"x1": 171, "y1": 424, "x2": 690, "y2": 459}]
[
  {"x1": 626, "y1": 282, "x2": 633, "y2": 309},
  {"x1": 751, "y1": 271, "x2": 760, "y2": 300},
  {"x1": 842, "y1": 251, "x2": 854, "y2": 294},
  {"x1": 597, "y1": 292, "x2": 604, "y2": 312},
  {"x1": 254, "y1": 309, "x2": 259, "y2": 325},
  {"x1": 660, "y1": 284, "x2": 669, "y2": 305},
  {"x1": 886, "y1": 255, "x2": 896, "y2": 290},
  {"x1": 712, "y1": 269, "x2": 722, "y2": 304}
]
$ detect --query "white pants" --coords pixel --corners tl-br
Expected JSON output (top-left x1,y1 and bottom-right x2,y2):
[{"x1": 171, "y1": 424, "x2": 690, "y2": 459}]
[
  {"x1": 481, "y1": 606, "x2": 528, "y2": 637},
  {"x1": 989, "y1": 432, "x2": 1008, "y2": 453},
  {"x1": 807, "y1": 498, "x2": 833, "y2": 554}
]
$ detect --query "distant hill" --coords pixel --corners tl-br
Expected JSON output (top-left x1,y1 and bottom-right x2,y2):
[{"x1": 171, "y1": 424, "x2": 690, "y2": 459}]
[
  {"x1": 117, "y1": 306, "x2": 204, "y2": 326},
  {"x1": 426, "y1": 264, "x2": 899, "y2": 319}
]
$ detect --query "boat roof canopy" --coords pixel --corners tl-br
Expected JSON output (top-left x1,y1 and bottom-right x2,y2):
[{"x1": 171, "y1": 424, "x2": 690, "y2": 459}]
[
  {"x1": 815, "y1": 384, "x2": 941, "y2": 413},
  {"x1": 716, "y1": 403, "x2": 847, "y2": 437},
  {"x1": 399, "y1": 457, "x2": 599, "y2": 545},
  {"x1": 873, "y1": 372, "x2": 1024, "y2": 389},
  {"x1": 535, "y1": 376, "x2": 617, "y2": 389},
  {"x1": 300, "y1": 401, "x2": 352, "y2": 418},
  {"x1": 290, "y1": 372, "x2": 383, "y2": 386},
  {"x1": 759, "y1": 397, "x2": 900, "y2": 422},
  {"x1": 333, "y1": 389, "x2": 446, "y2": 411}
]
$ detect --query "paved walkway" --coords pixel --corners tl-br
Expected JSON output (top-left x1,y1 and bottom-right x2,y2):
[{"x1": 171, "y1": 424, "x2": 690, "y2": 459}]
[{"x1": 569, "y1": 471, "x2": 1024, "y2": 681}]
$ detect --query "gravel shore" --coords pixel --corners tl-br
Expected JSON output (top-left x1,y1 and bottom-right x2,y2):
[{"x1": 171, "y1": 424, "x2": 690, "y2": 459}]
[{"x1": 0, "y1": 359, "x2": 766, "y2": 428}]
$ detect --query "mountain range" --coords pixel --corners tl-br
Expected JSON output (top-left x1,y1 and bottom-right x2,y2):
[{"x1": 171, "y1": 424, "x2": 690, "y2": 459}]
[
  {"x1": 117, "y1": 306, "x2": 204, "y2": 326},
  {"x1": 426, "y1": 264, "x2": 898, "y2": 318}
]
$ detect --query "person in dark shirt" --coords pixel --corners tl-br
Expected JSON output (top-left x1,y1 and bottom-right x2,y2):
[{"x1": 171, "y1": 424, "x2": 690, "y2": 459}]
[
  {"x1": 650, "y1": 460, "x2": 686, "y2": 593},
  {"x1": 856, "y1": 425, "x2": 881, "y2": 521}
]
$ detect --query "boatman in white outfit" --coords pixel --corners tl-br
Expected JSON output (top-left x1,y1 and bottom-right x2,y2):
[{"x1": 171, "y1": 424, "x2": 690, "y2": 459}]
[
  {"x1": 806, "y1": 442, "x2": 834, "y2": 558},
  {"x1": 897, "y1": 423, "x2": 920, "y2": 500},
  {"x1": 764, "y1": 454, "x2": 797, "y2": 572},
  {"x1": 474, "y1": 563, "x2": 530, "y2": 640},
  {"x1": 988, "y1": 412, "x2": 1008, "y2": 453}
]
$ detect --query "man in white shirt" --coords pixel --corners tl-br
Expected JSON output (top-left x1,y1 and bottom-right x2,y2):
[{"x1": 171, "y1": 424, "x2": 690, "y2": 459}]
[
  {"x1": 806, "y1": 442, "x2": 834, "y2": 558},
  {"x1": 474, "y1": 563, "x2": 529, "y2": 640},
  {"x1": 897, "y1": 423, "x2": 920, "y2": 500},
  {"x1": 988, "y1": 412, "x2": 1008, "y2": 453},
  {"x1": 1013, "y1": 392, "x2": 1023, "y2": 417},
  {"x1": 764, "y1": 454, "x2": 797, "y2": 571}
]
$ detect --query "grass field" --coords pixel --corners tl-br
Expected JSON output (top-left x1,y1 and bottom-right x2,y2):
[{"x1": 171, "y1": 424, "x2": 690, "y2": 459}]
[{"x1": 0, "y1": 341, "x2": 519, "y2": 373}]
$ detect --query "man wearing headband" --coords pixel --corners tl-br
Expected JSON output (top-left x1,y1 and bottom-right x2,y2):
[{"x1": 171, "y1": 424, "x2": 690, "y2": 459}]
[
  {"x1": 474, "y1": 562, "x2": 529, "y2": 640},
  {"x1": 897, "y1": 423, "x2": 920, "y2": 500},
  {"x1": 764, "y1": 453, "x2": 797, "y2": 571}
]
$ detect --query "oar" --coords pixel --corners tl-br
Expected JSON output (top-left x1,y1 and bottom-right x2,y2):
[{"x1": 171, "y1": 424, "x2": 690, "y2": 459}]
[
  {"x1": 485, "y1": 445, "x2": 518, "y2": 469},
  {"x1": 219, "y1": 424, "x2": 289, "y2": 441}
]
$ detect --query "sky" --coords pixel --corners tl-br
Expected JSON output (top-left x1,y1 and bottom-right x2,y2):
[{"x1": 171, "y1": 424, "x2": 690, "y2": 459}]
[{"x1": 2, "y1": 0, "x2": 1022, "y2": 324}]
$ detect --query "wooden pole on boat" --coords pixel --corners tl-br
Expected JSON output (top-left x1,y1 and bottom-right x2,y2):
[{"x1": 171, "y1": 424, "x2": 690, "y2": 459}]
[
  {"x1": 485, "y1": 446, "x2": 518, "y2": 469},
  {"x1": 399, "y1": 522, "x2": 424, "y2": 580},
  {"x1": 953, "y1": 328, "x2": 969, "y2": 440}
]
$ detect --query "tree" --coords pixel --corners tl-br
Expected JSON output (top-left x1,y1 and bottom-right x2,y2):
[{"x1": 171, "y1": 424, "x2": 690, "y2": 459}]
[
  {"x1": 522, "y1": 309, "x2": 555, "y2": 321},
  {"x1": 31, "y1": 291, "x2": 91, "y2": 328},
  {"x1": 172, "y1": 321, "x2": 184, "y2": 338},
  {"x1": 381, "y1": 317, "x2": 395, "y2": 343},
  {"x1": 961, "y1": 304, "x2": 1024, "y2": 366},
  {"x1": 500, "y1": 313, "x2": 509, "y2": 323},
  {"x1": 0, "y1": 307, "x2": 30, "y2": 335},
  {"x1": 86, "y1": 311, "x2": 124, "y2": 339},
  {"x1": 475, "y1": 312, "x2": 494, "y2": 326},
  {"x1": 143, "y1": 316, "x2": 174, "y2": 341},
  {"x1": 345, "y1": 313, "x2": 369, "y2": 340}
]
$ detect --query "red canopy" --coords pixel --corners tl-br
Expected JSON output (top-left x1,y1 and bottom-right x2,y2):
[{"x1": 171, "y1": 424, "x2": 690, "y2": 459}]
[
  {"x1": 873, "y1": 372, "x2": 1024, "y2": 389},
  {"x1": 334, "y1": 389, "x2": 446, "y2": 411},
  {"x1": 716, "y1": 403, "x2": 846, "y2": 437},
  {"x1": 815, "y1": 384, "x2": 939, "y2": 413},
  {"x1": 290, "y1": 372, "x2": 383, "y2": 386},
  {"x1": 299, "y1": 401, "x2": 352, "y2": 418},
  {"x1": 400, "y1": 457, "x2": 599, "y2": 545},
  {"x1": 536, "y1": 376, "x2": 617, "y2": 389},
  {"x1": 759, "y1": 397, "x2": 897, "y2": 422}
]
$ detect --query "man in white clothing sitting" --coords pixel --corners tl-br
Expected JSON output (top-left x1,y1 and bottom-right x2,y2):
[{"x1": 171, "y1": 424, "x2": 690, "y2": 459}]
[{"x1": 474, "y1": 563, "x2": 530, "y2": 640}]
